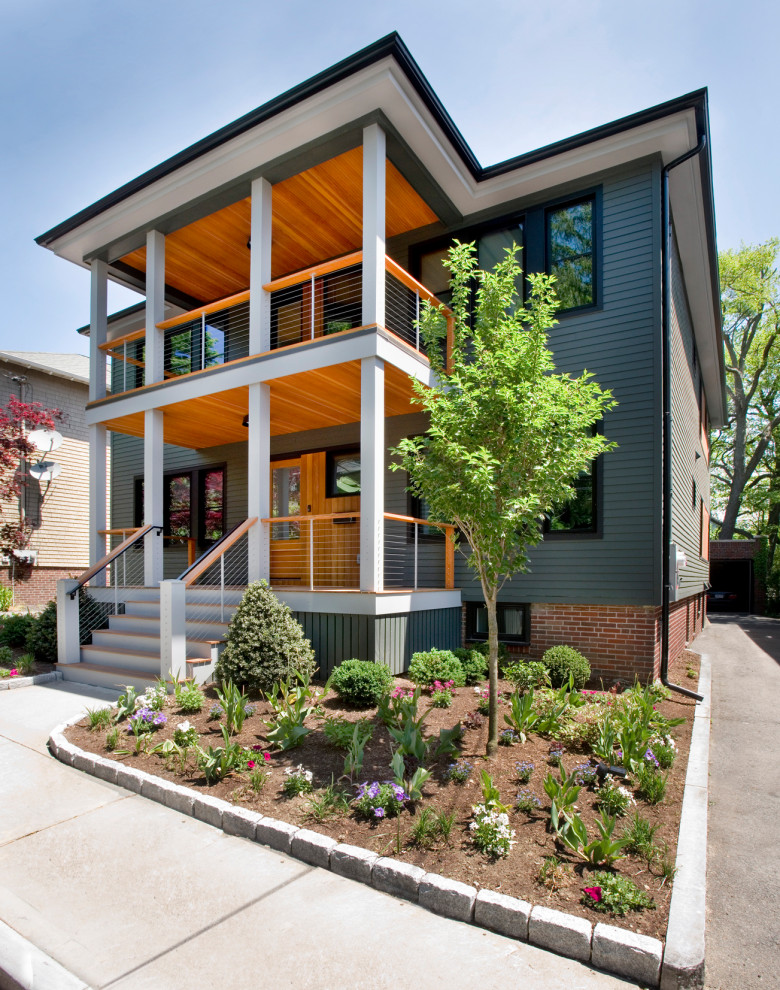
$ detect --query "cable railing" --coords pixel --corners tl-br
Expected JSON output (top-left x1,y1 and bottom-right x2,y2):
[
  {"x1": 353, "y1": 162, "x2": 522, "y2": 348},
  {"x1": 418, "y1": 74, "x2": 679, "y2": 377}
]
[
  {"x1": 177, "y1": 518, "x2": 257, "y2": 659},
  {"x1": 98, "y1": 254, "x2": 452, "y2": 397},
  {"x1": 69, "y1": 524, "x2": 160, "y2": 645},
  {"x1": 260, "y1": 511, "x2": 454, "y2": 591},
  {"x1": 266, "y1": 253, "x2": 364, "y2": 349}
]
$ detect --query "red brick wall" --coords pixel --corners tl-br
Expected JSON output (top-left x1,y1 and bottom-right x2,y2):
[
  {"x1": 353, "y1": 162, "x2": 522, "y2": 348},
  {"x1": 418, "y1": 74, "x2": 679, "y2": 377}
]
[
  {"x1": 1, "y1": 566, "x2": 76, "y2": 612},
  {"x1": 462, "y1": 593, "x2": 707, "y2": 686}
]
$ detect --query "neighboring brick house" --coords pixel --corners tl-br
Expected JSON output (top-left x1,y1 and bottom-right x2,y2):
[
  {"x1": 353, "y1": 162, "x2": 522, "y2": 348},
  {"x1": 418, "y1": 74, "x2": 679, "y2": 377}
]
[
  {"x1": 0, "y1": 352, "x2": 93, "y2": 610},
  {"x1": 36, "y1": 34, "x2": 724, "y2": 691}
]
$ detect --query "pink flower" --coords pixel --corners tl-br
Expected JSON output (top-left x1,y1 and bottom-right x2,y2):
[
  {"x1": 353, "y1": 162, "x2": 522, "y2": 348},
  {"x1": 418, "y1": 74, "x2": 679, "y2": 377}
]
[
  {"x1": 247, "y1": 760, "x2": 256, "y2": 769},
  {"x1": 583, "y1": 886, "x2": 602, "y2": 903},
  {"x1": 263, "y1": 752, "x2": 270, "y2": 762},
  {"x1": 9, "y1": 669, "x2": 18, "y2": 677}
]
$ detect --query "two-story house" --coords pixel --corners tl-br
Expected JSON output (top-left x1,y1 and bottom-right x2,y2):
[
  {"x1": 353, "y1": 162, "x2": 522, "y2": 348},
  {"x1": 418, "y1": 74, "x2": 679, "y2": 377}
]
[{"x1": 37, "y1": 34, "x2": 724, "y2": 692}]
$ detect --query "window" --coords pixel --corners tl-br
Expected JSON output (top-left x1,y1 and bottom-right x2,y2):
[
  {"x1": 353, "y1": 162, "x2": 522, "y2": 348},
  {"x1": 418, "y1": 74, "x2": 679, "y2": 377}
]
[
  {"x1": 546, "y1": 198, "x2": 595, "y2": 311},
  {"x1": 408, "y1": 490, "x2": 444, "y2": 541},
  {"x1": 271, "y1": 463, "x2": 301, "y2": 540},
  {"x1": 544, "y1": 467, "x2": 597, "y2": 535},
  {"x1": 134, "y1": 465, "x2": 225, "y2": 546},
  {"x1": 466, "y1": 602, "x2": 530, "y2": 644},
  {"x1": 326, "y1": 451, "x2": 361, "y2": 498},
  {"x1": 417, "y1": 221, "x2": 524, "y2": 314}
]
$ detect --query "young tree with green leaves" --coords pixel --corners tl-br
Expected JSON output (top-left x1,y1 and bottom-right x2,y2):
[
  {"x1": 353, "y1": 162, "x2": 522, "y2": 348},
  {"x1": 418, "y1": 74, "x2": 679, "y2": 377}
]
[
  {"x1": 390, "y1": 242, "x2": 616, "y2": 755},
  {"x1": 711, "y1": 239, "x2": 780, "y2": 539}
]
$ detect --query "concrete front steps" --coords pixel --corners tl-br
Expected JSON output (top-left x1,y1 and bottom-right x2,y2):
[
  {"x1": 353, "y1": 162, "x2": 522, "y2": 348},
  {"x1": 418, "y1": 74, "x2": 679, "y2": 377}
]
[{"x1": 59, "y1": 586, "x2": 243, "y2": 693}]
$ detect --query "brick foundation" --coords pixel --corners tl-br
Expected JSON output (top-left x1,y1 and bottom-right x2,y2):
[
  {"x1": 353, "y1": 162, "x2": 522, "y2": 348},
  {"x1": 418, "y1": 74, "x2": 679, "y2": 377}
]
[
  {"x1": 1, "y1": 566, "x2": 78, "y2": 612},
  {"x1": 462, "y1": 594, "x2": 707, "y2": 685}
]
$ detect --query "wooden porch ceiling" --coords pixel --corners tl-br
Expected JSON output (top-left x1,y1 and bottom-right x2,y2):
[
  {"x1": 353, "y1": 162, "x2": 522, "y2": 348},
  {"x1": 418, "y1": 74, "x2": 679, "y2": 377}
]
[
  {"x1": 118, "y1": 147, "x2": 439, "y2": 304},
  {"x1": 98, "y1": 361, "x2": 419, "y2": 449}
]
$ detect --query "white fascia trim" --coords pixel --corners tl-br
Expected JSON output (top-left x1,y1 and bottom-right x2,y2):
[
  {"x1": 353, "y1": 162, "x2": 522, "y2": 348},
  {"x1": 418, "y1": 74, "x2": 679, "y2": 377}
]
[
  {"x1": 48, "y1": 60, "x2": 442, "y2": 266},
  {"x1": 44, "y1": 53, "x2": 702, "y2": 270},
  {"x1": 274, "y1": 588, "x2": 462, "y2": 615},
  {"x1": 85, "y1": 327, "x2": 431, "y2": 423},
  {"x1": 669, "y1": 160, "x2": 723, "y2": 426}
]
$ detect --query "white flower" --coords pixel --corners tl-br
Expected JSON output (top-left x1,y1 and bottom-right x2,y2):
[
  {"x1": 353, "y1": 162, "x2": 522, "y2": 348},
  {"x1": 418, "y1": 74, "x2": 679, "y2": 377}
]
[{"x1": 177, "y1": 721, "x2": 192, "y2": 733}]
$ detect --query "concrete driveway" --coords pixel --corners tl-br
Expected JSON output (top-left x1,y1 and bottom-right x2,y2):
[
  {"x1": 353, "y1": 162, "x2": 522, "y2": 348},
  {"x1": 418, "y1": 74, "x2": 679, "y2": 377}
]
[{"x1": 696, "y1": 616, "x2": 780, "y2": 990}]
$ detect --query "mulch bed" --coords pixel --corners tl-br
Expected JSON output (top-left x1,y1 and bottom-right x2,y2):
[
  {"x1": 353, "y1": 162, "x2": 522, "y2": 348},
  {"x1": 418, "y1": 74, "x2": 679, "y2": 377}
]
[{"x1": 64, "y1": 649, "x2": 699, "y2": 943}]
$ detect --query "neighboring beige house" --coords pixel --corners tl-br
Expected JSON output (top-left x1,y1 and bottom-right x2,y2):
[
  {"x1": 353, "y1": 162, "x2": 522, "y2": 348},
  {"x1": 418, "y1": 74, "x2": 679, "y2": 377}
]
[{"x1": 0, "y1": 351, "x2": 93, "y2": 609}]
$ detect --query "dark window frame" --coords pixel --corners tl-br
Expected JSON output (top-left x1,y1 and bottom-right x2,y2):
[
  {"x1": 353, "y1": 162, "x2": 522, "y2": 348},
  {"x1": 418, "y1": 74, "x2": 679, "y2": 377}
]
[
  {"x1": 542, "y1": 423, "x2": 603, "y2": 540},
  {"x1": 325, "y1": 448, "x2": 361, "y2": 499},
  {"x1": 544, "y1": 193, "x2": 599, "y2": 314},
  {"x1": 465, "y1": 602, "x2": 531, "y2": 645},
  {"x1": 133, "y1": 463, "x2": 227, "y2": 548}
]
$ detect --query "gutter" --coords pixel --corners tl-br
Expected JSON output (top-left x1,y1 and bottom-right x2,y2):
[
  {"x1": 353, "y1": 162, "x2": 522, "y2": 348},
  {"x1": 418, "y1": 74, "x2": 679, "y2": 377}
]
[{"x1": 660, "y1": 138, "x2": 706, "y2": 702}]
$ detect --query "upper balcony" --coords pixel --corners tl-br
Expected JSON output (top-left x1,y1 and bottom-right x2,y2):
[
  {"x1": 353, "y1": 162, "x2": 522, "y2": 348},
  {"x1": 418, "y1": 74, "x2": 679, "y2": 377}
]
[{"x1": 100, "y1": 251, "x2": 452, "y2": 399}]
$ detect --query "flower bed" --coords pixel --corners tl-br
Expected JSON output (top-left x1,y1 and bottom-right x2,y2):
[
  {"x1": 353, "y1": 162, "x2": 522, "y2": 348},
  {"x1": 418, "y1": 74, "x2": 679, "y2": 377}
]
[{"x1": 63, "y1": 650, "x2": 698, "y2": 943}]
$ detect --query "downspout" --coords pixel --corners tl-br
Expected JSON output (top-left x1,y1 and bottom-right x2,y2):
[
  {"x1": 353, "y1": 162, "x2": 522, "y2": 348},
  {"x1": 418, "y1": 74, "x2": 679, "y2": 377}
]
[{"x1": 661, "y1": 136, "x2": 706, "y2": 701}]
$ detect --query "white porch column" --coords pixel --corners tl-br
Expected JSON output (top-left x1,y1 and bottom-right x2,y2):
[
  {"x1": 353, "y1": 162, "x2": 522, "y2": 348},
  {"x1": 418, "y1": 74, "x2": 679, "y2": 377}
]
[
  {"x1": 360, "y1": 355, "x2": 384, "y2": 592},
  {"x1": 362, "y1": 123, "x2": 386, "y2": 328},
  {"x1": 247, "y1": 382, "x2": 271, "y2": 582},
  {"x1": 249, "y1": 176, "x2": 272, "y2": 354},
  {"x1": 57, "y1": 579, "x2": 81, "y2": 664},
  {"x1": 145, "y1": 230, "x2": 166, "y2": 384},
  {"x1": 88, "y1": 424, "x2": 107, "y2": 584},
  {"x1": 89, "y1": 259, "x2": 108, "y2": 401},
  {"x1": 160, "y1": 579, "x2": 186, "y2": 681},
  {"x1": 144, "y1": 408, "x2": 164, "y2": 586}
]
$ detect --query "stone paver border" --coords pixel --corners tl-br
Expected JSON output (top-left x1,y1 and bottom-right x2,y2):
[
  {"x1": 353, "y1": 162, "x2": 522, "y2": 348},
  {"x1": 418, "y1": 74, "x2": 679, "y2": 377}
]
[
  {"x1": 45, "y1": 661, "x2": 711, "y2": 989},
  {"x1": 0, "y1": 670, "x2": 62, "y2": 691}
]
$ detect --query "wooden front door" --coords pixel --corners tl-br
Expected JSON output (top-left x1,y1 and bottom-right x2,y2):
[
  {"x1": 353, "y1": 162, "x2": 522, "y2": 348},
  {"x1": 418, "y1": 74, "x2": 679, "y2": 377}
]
[{"x1": 270, "y1": 452, "x2": 360, "y2": 588}]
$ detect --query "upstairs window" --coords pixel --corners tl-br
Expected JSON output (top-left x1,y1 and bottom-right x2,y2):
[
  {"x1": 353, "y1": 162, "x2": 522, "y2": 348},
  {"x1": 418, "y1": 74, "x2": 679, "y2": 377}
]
[
  {"x1": 543, "y1": 465, "x2": 598, "y2": 535},
  {"x1": 546, "y1": 197, "x2": 595, "y2": 311}
]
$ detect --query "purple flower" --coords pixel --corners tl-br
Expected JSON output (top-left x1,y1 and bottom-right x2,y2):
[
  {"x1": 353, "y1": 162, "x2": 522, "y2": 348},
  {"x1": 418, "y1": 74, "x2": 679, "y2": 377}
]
[{"x1": 374, "y1": 807, "x2": 385, "y2": 818}]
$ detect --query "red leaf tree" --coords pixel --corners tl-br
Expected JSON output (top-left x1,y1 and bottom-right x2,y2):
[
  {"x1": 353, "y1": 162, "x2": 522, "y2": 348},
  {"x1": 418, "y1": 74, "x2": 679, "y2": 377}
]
[{"x1": 0, "y1": 397, "x2": 62, "y2": 558}]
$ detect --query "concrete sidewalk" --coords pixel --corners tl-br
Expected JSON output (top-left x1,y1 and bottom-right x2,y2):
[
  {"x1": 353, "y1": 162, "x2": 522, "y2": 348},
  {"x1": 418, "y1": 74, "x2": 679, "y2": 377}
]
[
  {"x1": 0, "y1": 682, "x2": 636, "y2": 990},
  {"x1": 697, "y1": 616, "x2": 780, "y2": 990}
]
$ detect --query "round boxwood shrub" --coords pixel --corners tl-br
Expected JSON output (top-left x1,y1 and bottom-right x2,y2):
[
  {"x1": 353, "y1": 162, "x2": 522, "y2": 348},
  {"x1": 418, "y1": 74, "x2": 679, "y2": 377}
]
[
  {"x1": 330, "y1": 658, "x2": 394, "y2": 707},
  {"x1": 541, "y1": 645, "x2": 591, "y2": 689},
  {"x1": 215, "y1": 581, "x2": 316, "y2": 693},
  {"x1": 453, "y1": 647, "x2": 488, "y2": 685},
  {"x1": 25, "y1": 601, "x2": 58, "y2": 662},
  {"x1": 407, "y1": 649, "x2": 465, "y2": 688}
]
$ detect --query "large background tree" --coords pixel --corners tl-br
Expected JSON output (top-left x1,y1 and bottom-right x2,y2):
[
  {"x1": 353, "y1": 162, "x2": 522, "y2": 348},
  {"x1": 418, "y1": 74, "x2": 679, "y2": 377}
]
[
  {"x1": 711, "y1": 239, "x2": 780, "y2": 539},
  {"x1": 391, "y1": 243, "x2": 615, "y2": 755}
]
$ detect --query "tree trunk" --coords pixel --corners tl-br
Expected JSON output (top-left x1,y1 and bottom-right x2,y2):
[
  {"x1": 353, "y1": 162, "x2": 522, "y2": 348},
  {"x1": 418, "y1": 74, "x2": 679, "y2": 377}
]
[{"x1": 484, "y1": 591, "x2": 499, "y2": 756}]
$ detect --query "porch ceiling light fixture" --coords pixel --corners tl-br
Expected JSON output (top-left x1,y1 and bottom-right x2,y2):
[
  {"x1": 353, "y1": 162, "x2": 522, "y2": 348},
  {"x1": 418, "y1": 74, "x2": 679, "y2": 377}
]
[{"x1": 242, "y1": 415, "x2": 249, "y2": 427}]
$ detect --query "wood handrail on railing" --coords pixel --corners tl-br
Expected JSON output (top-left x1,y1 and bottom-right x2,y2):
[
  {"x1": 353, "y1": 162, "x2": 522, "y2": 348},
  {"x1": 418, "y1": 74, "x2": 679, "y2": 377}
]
[
  {"x1": 99, "y1": 327, "x2": 147, "y2": 353},
  {"x1": 70, "y1": 524, "x2": 158, "y2": 598},
  {"x1": 157, "y1": 289, "x2": 251, "y2": 332},
  {"x1": 384, "y1": 258, "x2": 452, "y2": 316},
  {"x1": 180, "y1": 517, "x2": 257, "y2": 586},
  {"x1": 99, "y1": 528, "x2": 197, "y2": 567},
  {"x1": 263, "y1": 251, "x2": 363, "y2": 293}
]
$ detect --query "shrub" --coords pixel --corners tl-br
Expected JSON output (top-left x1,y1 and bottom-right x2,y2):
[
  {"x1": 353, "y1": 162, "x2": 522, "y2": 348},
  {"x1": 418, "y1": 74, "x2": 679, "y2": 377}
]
[
  {"x1": 215, "y1": 581, "x2": 316, "y2": 693},
  {"x1": 0, "y1": 613, "x2": 35, "y2": 647},
  {"x1": 0, "y1": 644, "x2": 13, "y2": 666},
  {"x1": 504, "y1": 660, "x2": 550, "y2": 692},
  {"x1": 25, "y1": 601, "x2": 57, "y2": 661},
  {"x1": 330, "y1": 658, "x2": 393, "y2": 707},
  {"x1": 541, "y1": 645, "x2": 590, "y2": 689},
  {"x1": 408, "y1": 649, "x2": 465, "y2": 687},
  {"x1": 453, "y1": 647, "x2": 487, "y2": 685},
  {"x1": 0, "y1": 585, "x2": 12, "y2": 611}
]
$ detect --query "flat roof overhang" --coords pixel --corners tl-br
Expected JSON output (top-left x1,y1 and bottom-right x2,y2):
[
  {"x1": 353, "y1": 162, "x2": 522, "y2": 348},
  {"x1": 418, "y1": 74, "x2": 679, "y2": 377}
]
[{"x1": 40, "y1": 33, "x2": 724, "y2": 423}]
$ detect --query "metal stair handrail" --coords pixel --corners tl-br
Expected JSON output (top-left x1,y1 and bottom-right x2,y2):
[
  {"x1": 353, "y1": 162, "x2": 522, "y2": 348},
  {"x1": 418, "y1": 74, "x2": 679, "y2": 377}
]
[
  {"x1": 69, "y1": 524, "x2": 160, "y2": 599},
  {"x1": 177, "y1": 518, "x2": 257, "y2": 586}
]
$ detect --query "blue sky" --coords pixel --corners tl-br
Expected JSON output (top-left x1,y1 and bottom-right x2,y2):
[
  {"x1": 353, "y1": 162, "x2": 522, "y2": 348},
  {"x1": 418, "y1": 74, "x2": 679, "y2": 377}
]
[{"x1": 1, "y1": 0, "x2": 776, "y2": 356}]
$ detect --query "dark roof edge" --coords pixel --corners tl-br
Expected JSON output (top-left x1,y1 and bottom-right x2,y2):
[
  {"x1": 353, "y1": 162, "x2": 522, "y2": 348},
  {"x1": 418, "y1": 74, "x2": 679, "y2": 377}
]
[
  {"x1": 76, "y1": 301, "x2": 146, "y2": 335},
  {"x1": 36, "y1": 33, "x2": 477, "y2": 248},
  {"x1": 35, "y1": 30, "x2": 709, "y2": 251},
  {"x1": 482, "y1": 88, "x2": 709, "y2": 178}
]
